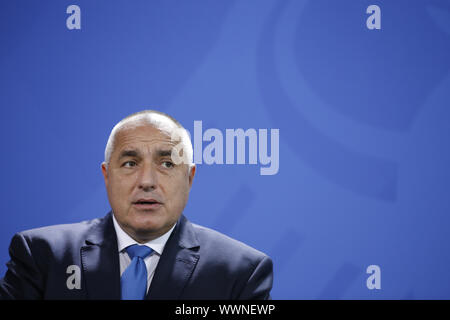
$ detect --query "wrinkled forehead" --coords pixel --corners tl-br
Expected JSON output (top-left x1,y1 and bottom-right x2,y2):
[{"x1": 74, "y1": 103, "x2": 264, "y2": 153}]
[
  {"x1": 118, "y1": 113, "x2": 179, "y2": 138},
  {"x1": 113, "y1": 114, "x2": 184, "y2": 155},
  {"x1": 114, "y1": 124, "x2": 176, "y2": 151}
]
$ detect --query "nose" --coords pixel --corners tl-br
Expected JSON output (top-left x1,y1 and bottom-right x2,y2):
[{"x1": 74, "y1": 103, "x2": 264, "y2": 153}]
[{"x1": 137, "y1": 162, "x2": 158, "y2": 192}]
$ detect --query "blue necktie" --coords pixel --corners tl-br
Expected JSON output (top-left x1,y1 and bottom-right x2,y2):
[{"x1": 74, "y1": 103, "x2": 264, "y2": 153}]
[{"x1": 121, "y1": 244, "x2": 153, "y2": 300}]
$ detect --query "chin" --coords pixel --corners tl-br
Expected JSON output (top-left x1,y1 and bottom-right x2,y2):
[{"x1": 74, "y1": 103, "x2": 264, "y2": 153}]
[
  {"x1": 130, "y1": 214, "x2": 171, "y2": 234},
  {"x1": 132, "y1": 216, "x2": 161, "y2": 229}
]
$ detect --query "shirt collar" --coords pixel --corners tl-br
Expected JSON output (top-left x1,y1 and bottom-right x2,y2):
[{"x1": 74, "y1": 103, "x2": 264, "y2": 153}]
[{"x1": 112, "y1": 212, "x2": 176, "y2": 256}]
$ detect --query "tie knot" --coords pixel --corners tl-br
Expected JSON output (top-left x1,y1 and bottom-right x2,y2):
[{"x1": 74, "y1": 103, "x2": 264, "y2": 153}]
[{"x1": 126, "y1": 244, "x2": 153, "y2": 260}]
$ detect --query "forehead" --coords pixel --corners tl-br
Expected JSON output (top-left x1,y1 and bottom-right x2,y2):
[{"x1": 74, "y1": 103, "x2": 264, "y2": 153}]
[{"x1": 113, "y1": 124, "x2": 176, "y2": 153}]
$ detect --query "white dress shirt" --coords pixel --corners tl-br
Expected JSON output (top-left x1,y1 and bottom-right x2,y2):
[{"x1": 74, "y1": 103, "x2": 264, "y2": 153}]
[{"x1": 112, "y1": 213, "x2": 176, "y2": 294}]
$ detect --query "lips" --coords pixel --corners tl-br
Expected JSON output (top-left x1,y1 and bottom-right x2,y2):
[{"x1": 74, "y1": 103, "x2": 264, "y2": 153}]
[
  {"x1": 132, "y1": 198, "x2": 163, "y2": 210},
  {"x1": 133, "y1": 199, "x2": 160, "y2": 205}
]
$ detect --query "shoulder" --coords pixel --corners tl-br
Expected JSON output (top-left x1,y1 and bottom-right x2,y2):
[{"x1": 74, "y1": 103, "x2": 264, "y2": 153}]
[
  {"x1": 18, "y1": 217, "x2": 102, "y2": 240},
  {"x1": 189, "y1": 221, "x2": 271, "y2": 268},
  {"x1": 11, "y1": 216, "x2": 104, "y2": 253}
]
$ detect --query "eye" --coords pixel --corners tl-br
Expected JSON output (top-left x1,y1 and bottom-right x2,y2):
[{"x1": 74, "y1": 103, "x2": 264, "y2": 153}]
[
  {"x1": 162, "y1": 161, "x2": 174, "y2": 169},
  {"x1": 122, "y1": 161, "x2": 137, "y2": 168}
]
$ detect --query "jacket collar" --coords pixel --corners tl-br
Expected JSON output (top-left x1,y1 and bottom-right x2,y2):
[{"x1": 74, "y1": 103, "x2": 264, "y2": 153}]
[
  {"x1": 176, "y1": 214, "x2": 200, "y2": 249},
  {"x1": 81, "y1": 212, "x2": 121, "y2": 299},
  {"x1": 84, "y1": 212, "x2": 117, "y2": 246},
  {"x1": 146, "y1": 214, "x2": 200, "y2": 299}
]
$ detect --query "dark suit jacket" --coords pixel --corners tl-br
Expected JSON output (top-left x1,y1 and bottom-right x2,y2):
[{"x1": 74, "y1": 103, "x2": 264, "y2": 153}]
[{"x1": 0, "y1": 212, "x2": 273, "y2": 300}]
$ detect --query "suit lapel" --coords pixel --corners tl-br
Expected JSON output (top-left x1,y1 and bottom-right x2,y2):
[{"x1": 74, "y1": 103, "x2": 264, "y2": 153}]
[
  {"x1": 146, "y1": 215, "x2": 200, "y2": 300},
  {"x1": 80, "y1": 212, "x2": 121, "y2": 299}
]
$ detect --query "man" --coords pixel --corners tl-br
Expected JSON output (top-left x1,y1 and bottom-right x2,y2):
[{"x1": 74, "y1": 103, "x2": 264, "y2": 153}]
[{"x1": 0, "y1": 110, "x2": 273, "y2": 300}]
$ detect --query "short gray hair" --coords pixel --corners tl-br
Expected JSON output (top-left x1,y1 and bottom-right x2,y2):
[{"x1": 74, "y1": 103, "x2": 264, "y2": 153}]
[{"x1": 104, "y1": 110, "x2": 194, "y2": 168}]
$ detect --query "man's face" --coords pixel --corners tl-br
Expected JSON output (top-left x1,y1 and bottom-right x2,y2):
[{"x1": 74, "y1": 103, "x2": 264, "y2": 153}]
[{"x1": 101, "y1": 123, "x2": 195, "y2": 242}]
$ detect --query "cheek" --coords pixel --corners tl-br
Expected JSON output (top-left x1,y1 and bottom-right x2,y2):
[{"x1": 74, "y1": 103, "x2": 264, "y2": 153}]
[
  {"x1": 167, "y1": 179, "x2": 190, "y2": 208},
  {"x1": 109, "y1": 172, "x2": 136, "y2": 198}
]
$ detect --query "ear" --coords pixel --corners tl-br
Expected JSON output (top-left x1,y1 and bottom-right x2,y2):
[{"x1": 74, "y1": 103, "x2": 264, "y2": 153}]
[
  {"x1": 101, "y1": 162, "x2": 109, "y2": 186},
  {"x1": 188, "y1": 165, "x2": 196, "y2": 188}
]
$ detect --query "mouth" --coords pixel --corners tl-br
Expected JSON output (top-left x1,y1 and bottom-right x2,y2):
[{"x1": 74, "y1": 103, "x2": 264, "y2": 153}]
[{"x1": 132, "y1": 199, "x2": 163, "y2": 210}]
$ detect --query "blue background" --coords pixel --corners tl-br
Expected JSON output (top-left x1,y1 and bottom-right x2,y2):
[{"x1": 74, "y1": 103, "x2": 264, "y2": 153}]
[{"x1": 1, "y1": 0, "x2": 450, "y2": 299}]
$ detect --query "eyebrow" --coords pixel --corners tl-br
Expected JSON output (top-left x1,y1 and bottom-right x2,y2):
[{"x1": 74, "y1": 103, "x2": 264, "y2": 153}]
[
  {"x1": 118, "y1": 150, "x2": 140, "y2": 160},
  {"x1": 157, "y1": 149, "x2": 173, "y2": 157},
  {"x1": 118, "y1": 149, "x2": 173, "y2": 160}
]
